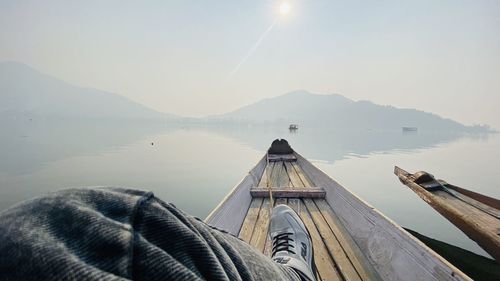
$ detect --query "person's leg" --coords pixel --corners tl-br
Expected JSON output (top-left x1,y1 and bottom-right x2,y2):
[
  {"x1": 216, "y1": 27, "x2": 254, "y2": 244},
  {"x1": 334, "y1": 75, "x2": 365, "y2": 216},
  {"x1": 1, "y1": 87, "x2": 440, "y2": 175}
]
[{"x1": 0, "y1": 188, "x2": 301, "y2": 281}]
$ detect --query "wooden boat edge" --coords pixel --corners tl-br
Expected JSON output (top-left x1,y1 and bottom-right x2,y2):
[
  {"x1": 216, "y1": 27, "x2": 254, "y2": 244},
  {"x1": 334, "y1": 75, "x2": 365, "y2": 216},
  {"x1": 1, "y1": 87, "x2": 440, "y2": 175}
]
[
  {"x1": 204, "y1": 155, "x2": 266, "y2": 235},
  {"x1": 394, "y1": 165, "x2": 500, "y2": 261},
  {"x1": 446, "y1": 184, "x2": 500, "y2": 209}
]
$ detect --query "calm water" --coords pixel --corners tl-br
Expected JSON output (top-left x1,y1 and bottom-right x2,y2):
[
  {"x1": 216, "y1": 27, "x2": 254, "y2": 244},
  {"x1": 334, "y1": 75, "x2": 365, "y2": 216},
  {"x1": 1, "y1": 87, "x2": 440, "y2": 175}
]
[{"x1": 1, "y1": 120, "x2": 498, "y2": 258}]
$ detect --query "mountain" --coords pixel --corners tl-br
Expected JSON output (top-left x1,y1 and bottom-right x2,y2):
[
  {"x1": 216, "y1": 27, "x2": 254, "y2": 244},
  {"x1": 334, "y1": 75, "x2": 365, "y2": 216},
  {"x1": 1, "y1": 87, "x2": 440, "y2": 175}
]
[
  {"x1": 0, "y1": 61, "x2": 175, "y2": 120},
  {"x1": 213, "y1": 90, "x2": 474, "y2": 131}
]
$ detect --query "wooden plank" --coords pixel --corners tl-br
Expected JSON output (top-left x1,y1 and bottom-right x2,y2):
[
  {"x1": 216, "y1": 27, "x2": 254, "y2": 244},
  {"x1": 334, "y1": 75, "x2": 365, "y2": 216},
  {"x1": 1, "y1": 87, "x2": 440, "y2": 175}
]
[
  {"x1": 269, "y1": 162, "x2": 281, "y2": 187},
  {"x1": 292, "y1": 158, "x2": 372, "y2": 280},
  {"x1": 280, "y1": 164, "x2": 293, "y2": 188},
  {"x1": 285, "y1": 161, "x2": 305, "y2": 188},
  {"x1": 292, "y1": 161, "x2": 313, "y2": 187},
  {"x1": 273, "y1": 162, "x2": 291, "y2": 188},
  {"x1": 305, "y1": 198, "x2": 364, "y2": 281},
  {"x1": 249, "y1": 198, "x2": 272, "y2": 252},
  {"x1": 250, "y1": 188, "x2": 326, "y2": 198},
  {"x1": 268, "y1": 154, "x2": 297, "y2": 162},
  {"x1": 258, "y1": 163, "x2": 270, "y2": 187},
  {"x1": 287, "y1": 163, "x2": 354, "y2": 281},
  {"x1": 314, "y1": 199, "x2": 380, "y2": 281},
  {"x1": 238, "y1": 198, "x2": 264, "y2": 242},
  {"x1": 420, "y1": 182, "x2": 500, "y2": 218},
  {"x1": 289, "y1": 198, "x2": 343, "y2": 281},
  {"x1": 436, "y1": 189, "x2": 500, "y2": 220},
  {"x1": 268, "y1": 161, "x2": 279, "y2": 187},
  {"x1": 448, "y1": 191, "x2": 500, "y2": 218},
  {"x1": 448, "y1": 184, "x2": 500, "y2": 209}
]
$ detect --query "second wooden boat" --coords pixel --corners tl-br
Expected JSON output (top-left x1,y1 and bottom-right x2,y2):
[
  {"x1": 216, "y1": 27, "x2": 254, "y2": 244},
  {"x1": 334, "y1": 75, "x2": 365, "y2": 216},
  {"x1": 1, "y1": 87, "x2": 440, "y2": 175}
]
[
  {"x1": 394, "y1": 166, "x2": 500, "y2": 262},
  {"x1": 205, "y1": 139, "x2": 469, "y2": 281}
]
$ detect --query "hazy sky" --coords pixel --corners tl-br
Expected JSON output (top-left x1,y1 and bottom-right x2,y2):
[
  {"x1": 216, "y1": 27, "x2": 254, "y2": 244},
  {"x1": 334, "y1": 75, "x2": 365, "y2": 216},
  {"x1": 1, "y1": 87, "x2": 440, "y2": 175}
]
[{"x1": 1, "y1": 0, "x2": 499, "y2": 127}]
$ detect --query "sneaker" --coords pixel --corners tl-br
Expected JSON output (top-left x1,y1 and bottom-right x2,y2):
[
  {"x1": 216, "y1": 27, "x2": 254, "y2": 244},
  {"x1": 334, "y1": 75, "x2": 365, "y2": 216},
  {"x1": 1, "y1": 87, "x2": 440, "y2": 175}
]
[{"x1": 270, "y1": 204, "x2": 316, "y2": 281}]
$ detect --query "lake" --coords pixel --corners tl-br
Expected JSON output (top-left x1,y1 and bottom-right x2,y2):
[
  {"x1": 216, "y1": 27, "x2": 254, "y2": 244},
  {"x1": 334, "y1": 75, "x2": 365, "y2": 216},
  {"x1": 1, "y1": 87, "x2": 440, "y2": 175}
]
[{"x1": 0, "y1": 120, "x2": 498, "y2": 259}]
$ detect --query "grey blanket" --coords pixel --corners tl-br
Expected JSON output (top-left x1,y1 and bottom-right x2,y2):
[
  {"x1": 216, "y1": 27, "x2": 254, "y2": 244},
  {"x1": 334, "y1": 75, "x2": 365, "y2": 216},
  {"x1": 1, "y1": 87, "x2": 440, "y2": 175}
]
[{"x1": 0, "y1": 188, "x2": 299, "y2": 280}]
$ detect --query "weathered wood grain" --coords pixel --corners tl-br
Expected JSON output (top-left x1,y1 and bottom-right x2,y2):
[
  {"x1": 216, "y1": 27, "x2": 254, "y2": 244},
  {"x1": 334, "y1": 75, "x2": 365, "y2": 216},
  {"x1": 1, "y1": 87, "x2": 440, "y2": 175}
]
[
  {"x1": 250, "y1": 188, "x2": 326, "y2": 198},
  {"x1": 289, "y1": 198, "x2": 343, "y2": 281},
  {"x1": 304, "y1": 198, "x2": 362, "y2": 281},
  {"x1": 289, "y1": 159, "x2": 366, "y2": 280},
  {"x1": 395, "y1": 166, "x2": 500, "y2": 261},
  {"x1": 238, "y1": 198, "x2": 264, "y2": 242},
  {"x1": 314, "y1": 199, "x2": 381, "y2": 281},
  {"x1": 285, "y1": 161, "x2": 305, "y2": 188},
  {"x1": 269, "y1": 162, "x2": 282, "y2": 187},
  {"x1": 268, "y1": 154, "x2": 297, "y2": 162},
  {"x1": 258, "y1": 163, "x2": 270, "y2": 187},
  {"x1": 274, "y1": 162, "x2": 291, "y2": 188},
  {"x1": 448, "y1": 184, "x2": 500, "y2": 209},
  {"x1": 249, "y1": 198, "x2": 272, "y2": 252},
  {"x1": 292, "y1": 161, "x2": 313, "y2": 187}
]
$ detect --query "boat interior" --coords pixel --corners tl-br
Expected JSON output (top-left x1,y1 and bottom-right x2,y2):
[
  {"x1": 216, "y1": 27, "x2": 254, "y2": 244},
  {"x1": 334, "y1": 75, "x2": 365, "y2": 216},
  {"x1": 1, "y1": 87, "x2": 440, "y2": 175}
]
[
  {"x1": 238, "y1": 152, "x2": 379, "y2": 281},
  {"x1": 206, "y1": 140, "x2": 469, "y2": 281}
]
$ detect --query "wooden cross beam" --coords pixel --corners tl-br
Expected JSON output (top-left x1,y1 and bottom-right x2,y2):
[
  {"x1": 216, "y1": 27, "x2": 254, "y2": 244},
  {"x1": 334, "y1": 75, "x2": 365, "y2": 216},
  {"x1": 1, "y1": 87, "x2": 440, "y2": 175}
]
[{"x1": 250, "y1": 188, "x2": 326, "y2": 198}]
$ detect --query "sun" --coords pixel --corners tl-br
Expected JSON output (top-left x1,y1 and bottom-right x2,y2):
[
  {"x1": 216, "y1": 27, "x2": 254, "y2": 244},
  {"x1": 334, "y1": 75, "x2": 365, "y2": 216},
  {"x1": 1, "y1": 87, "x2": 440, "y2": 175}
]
[{"x1": 279, "y1": 2, "x2": 290, "y2": 16}]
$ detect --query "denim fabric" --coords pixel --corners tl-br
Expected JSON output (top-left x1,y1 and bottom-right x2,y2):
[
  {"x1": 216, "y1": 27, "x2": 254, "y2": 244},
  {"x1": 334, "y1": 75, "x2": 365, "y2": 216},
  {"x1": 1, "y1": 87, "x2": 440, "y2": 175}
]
[{"x1": 0, "y1": 188, "x2": 300, "y2": 281}]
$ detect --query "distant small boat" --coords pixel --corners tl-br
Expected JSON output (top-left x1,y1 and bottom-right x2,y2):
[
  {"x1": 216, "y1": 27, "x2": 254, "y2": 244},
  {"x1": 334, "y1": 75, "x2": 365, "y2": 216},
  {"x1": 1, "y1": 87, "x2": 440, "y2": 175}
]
[
  {"x1": 394, "y1": 166, "x2": 500, "y2": 261},
  {"x1": 402, "y1": 127, "x2": 417, "y2": 132},
  {"x1": 205, "y1": 140, "x2": 469, "y2": 280},
  {"x1": 289, "y1": 124, "x2": 298, "y2": 130}
]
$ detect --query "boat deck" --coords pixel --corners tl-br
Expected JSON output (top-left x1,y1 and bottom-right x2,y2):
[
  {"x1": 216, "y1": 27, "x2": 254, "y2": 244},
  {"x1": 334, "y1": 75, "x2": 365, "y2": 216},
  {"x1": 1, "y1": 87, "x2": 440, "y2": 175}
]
[{"x1": 238, "y1": 155, "x2": 378, "y2": 281}]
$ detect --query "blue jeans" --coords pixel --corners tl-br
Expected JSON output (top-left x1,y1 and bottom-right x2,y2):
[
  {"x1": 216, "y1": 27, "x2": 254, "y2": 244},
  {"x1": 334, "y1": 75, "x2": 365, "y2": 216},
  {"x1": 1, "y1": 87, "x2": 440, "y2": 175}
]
[{"x1": 0, "y1": 188, "x2": 300, "y2": 280}]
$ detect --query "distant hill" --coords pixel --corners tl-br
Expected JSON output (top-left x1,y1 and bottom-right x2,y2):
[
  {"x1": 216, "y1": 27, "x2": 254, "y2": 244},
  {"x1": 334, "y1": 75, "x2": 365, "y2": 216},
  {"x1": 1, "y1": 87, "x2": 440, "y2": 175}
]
[
  {"x1": 212, "y1": 90, "x2": 476, "y2": 131},
  {"x1": 0, "y1": 61, "x2": 175, "y2": 120}
]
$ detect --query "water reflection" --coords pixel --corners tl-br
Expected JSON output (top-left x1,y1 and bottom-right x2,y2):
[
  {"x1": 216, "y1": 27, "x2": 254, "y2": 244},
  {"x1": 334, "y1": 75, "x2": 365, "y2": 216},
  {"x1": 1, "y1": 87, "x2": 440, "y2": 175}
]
[
  {"x1": 200, "y1": 125, "x2": 478, "y2": 163},
  {"x1": 1, "y1": 121, "x2": 479, "y2": 178},
  {"x1": 0, "y1": 120, "x2": 496, "y2": 258},
  {"x1": 0, "y1": 119, "x2": 168, "y2": 176}
]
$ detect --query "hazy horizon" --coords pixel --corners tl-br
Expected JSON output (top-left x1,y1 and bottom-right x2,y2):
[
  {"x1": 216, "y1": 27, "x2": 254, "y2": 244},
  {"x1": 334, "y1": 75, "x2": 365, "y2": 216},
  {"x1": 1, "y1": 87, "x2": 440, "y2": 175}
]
[{"x1": 1, "y1": 0, "x2": 499, "y2": 128}]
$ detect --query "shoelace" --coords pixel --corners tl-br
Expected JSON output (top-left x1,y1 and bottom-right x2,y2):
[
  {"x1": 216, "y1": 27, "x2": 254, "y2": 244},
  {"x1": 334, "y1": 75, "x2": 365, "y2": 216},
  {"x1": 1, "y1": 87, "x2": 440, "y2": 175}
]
[{"x1": 272, "y1": 232, "x2": 295, "y2": 256}]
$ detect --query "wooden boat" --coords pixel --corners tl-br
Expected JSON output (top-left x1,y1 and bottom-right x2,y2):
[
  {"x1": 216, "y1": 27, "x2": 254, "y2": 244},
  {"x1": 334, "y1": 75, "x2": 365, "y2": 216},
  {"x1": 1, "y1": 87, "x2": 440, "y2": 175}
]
[
  {"x1": 394, "y1": 166, "x2": 500, "y2": 262},
  {"x1": 205, "y1": 139, "x2": 470, "y2": 281}
]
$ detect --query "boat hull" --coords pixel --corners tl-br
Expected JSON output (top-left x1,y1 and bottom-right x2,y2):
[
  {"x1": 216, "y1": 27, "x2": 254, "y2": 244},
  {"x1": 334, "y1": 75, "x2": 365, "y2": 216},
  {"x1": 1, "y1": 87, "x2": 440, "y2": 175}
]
[
  {"x1": 206, "y1": 149, "x2": 470, "y2": 280},
  {"x1": 394, "y1": 166, "x2": 500, "y2": 262}
]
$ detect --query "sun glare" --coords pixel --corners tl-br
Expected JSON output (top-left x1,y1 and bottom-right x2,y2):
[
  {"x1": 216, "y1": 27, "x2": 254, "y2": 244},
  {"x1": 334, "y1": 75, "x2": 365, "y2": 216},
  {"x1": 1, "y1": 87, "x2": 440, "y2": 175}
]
[{"x1": 279, "y1": 2, "x2": 290, "y2": 16}]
